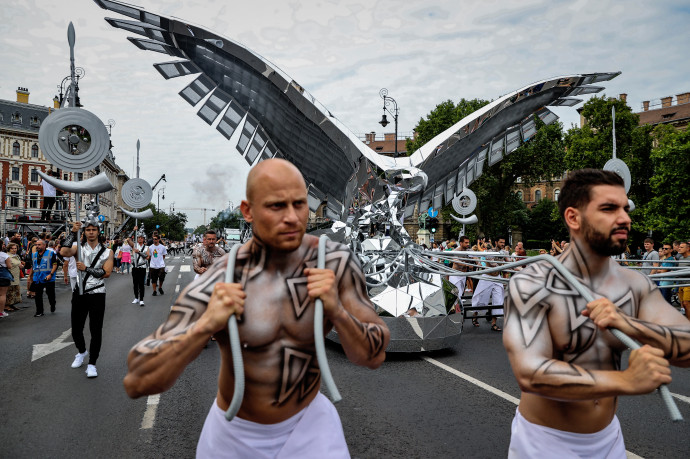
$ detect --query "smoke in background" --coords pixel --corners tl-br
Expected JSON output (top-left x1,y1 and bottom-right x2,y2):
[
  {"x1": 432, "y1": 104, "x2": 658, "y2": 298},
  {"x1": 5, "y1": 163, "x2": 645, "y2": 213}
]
[{"x1": 191, "y1": 165, "x2": 240, "y2": 211}]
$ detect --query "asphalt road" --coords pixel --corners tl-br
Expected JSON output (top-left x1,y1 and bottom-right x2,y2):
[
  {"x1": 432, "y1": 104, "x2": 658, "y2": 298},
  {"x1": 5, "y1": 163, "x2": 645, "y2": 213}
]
[{"x1": 1, "y1": 255, "x2": 688, "y2": 458}]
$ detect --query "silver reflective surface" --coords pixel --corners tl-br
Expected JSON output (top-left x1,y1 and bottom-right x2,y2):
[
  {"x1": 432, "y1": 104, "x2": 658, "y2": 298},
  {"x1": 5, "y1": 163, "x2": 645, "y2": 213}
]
[{"x1": 95, "y1": 0, "x2": 621, "y2": 351}]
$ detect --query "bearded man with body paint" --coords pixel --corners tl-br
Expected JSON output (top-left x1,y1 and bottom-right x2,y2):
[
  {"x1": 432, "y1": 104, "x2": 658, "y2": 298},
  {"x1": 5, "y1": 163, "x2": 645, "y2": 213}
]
[
  {"x1": 123, "y1": 159, "x2": 389, "y2": 458},
  {"x1": 503, "y1": 169, "x2": 690, "y2": 458}
]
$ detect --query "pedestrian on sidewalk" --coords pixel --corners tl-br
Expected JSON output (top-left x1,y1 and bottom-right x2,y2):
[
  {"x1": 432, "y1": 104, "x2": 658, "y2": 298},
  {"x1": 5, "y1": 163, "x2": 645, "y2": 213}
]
[
  {"x1": 30, "y1": 238, "x2": 57, "y2": 317},
  {"x1": 59, "y1": 220, "x2": 114, "y2": 378}
]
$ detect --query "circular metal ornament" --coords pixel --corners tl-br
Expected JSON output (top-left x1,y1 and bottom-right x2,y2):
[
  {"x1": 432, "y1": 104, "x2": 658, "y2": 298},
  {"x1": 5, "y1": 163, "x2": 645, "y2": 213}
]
[
  {"x1": 603, "y1": 158, "x2": 631, "y2": 193},
  {"x1": 452, "y1": 188, "x2": 477, "y2": 216},
  {"x1": 38, "y1": 107, "x2": 110, "y2": 172},
  {"x1": 122, "y1": 178, "x2": 153, "y2": 208}
]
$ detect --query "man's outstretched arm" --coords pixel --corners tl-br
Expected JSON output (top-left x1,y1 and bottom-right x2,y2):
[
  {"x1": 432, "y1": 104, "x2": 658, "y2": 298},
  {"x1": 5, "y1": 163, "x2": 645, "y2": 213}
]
[{"x1": 124, "y1": 254, "x2": 245, "y2": 397}]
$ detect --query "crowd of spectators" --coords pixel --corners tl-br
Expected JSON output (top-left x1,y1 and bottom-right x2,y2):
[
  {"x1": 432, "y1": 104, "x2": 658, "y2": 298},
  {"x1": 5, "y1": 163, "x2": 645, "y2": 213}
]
[{"x1": 420, "y1": 235, "x2": 689, "y2": 323}]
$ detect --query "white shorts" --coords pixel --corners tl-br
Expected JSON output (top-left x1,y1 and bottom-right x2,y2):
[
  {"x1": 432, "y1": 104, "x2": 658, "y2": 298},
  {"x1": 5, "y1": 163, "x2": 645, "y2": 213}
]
[
  {"x1": 508, "y1": 408, "x2": 626, "y2": 458},
  {"x1": 448, "y1": 275, "x2": 467, "y2": 298},
  {"x1": 471, "y1": 279, "x2": 504, "y2": 316},
  {"x1": 196, "y1": 393, "x2": 350, "y2": 459}
]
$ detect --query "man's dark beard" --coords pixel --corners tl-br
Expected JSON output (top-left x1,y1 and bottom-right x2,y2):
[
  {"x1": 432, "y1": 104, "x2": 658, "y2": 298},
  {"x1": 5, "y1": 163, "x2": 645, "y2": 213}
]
[{"x1": 583, "y1": 221, "x2": 628, "y2": 256}]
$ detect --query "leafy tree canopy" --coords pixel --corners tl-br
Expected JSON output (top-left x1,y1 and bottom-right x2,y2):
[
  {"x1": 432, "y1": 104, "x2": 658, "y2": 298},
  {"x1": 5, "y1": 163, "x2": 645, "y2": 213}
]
[{"x1": 645, "y1": 124, "x2": 690, "y2": 241}]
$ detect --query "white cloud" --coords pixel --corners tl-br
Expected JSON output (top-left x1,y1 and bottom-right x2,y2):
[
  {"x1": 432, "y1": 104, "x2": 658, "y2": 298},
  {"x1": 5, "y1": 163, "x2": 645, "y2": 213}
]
[{"x1": 1, "y1": 0, "x2": 689, "y2": 227}]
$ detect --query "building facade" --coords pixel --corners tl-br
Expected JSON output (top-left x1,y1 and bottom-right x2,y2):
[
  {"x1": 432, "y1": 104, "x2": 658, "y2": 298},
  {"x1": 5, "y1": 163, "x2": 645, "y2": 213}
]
[{"x1": 0, "y1": 87, "x2": 127, "y2": 237}]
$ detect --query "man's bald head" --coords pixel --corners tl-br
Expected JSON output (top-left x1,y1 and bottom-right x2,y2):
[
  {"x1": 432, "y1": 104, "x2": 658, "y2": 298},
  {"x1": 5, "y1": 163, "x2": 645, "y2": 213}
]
[{"x1": 246, "y1": 159, "x2": 306, "y2": 203}]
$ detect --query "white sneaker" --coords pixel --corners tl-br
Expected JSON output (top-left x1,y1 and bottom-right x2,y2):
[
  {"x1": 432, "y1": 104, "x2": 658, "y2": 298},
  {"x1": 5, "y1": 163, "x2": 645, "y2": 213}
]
[
  {"x1": 131, "y1": 298, "x2": 139, "y2": 304},
  {"x1": 139, "y1": 301, "x2": 145, "y2": 307},
  {"x1": 71, "y1": 351, "x2": 88, "y2": 368},
  {"x1": 86, "y1": 364, "x2": 98, "y2": 378}
]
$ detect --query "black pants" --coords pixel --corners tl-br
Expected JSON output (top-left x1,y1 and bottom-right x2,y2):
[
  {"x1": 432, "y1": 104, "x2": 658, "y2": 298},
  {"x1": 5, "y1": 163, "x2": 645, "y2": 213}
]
[
  {"x1": 41, "y1": 196, "x2": 56, "y2": 220},
  {"x1": 71, "y1": 292, "x2": 106, "y2": 365},
  {"x1": 33, "y1": 282, "x2": 56, "y2": 314},
  {"x1": 132, "y1": 267, "x2": 146, "y2": 301}
]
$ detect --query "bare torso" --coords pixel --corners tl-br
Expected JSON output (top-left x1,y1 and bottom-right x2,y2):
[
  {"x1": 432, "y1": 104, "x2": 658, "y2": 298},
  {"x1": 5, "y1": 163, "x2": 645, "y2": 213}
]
[
  {"x1": 133, "y1": 235, "x2": 375, "y2": 423},
  {"x1": 506, "y1": 247, "x2": 644, "y2": 432}
]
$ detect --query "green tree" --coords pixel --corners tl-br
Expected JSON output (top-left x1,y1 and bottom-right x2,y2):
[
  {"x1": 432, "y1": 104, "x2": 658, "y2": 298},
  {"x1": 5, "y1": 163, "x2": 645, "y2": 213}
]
[
  {"x1": 208, "y1": 209, "x2": 243, "y2": 231},
  {"x1": 563, "y1": 95, "x2": 654, "y2": 238},
  {"x1": 406, "y1": 98, "x2": 492, "y2": 154},
  {"x1": 645, "y1": 125, "x2": 690, "y2": 241},
  {"x1": 521, "y1": 198, "x2": 567, "y2": 249},
  {"x1": 120, "y1": 203, "x2": 188, "y2": 241},
  {"x1": 407, "y1": 97, "x2": 568, "y2": 241},
  {"x1": 457, "y1": 119, "x2": 567, "y2": 240}
]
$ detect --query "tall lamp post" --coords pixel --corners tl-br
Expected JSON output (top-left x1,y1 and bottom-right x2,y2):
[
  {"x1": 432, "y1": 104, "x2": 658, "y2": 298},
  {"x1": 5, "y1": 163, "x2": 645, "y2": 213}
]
[{"x1": 378, "y1": 88, "x2": 399, "y2": 158}]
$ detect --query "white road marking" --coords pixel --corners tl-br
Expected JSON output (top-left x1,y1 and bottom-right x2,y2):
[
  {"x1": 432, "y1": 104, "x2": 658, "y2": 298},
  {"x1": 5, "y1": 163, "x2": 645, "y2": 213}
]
[
  {"x1": 140, "y1": 394, "x2": 160, "y2": 430},
  {"x1": 422, "y1": 357, "x2": 520, "y2": 405},
  {"x1": 672, "y1": 392, "x2": 690, "y2": 405},
  {"x1": 179, "y1": 265, "x2": 191, "y2": 272},
  {"x1": 175, "y1": 284, "x2": 180, "y2": 293},
  {"x1": 422, "y1": 356, "x2": 645, "y2": 459},
  {"x1": 166, "y1": 266, "x2": 175, "y2": 273},
  {"x1": 32, "y1": 329, "x2": 73, "y2": 362}
]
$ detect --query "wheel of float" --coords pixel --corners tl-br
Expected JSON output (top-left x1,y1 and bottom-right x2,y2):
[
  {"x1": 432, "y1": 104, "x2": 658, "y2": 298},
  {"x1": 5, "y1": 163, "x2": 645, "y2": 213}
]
[
  {"x1": 452, "y1": 188, "x2": 477, "y2": 216},
  {"x1": 38, "y1": 107, "x2": 110, "y2": 172}
]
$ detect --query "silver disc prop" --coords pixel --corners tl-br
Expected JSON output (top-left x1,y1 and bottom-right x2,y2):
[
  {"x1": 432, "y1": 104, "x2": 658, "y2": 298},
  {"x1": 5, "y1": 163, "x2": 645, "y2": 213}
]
[
  {"x1": 121, "y1": 178, "x2": 153, "y2": 209},
  {"x1": 452, "y1": 188, "x2": 477, "y2": 215},
  {"x1": 603, "y1": 158, "x2": 631, "y2": 193},
  {"x1": 38, "y1": 107, "x2": 111, "y2": 172},
  {"x1": 452, "y1": 188, "x2": 477, "y2": 236}
]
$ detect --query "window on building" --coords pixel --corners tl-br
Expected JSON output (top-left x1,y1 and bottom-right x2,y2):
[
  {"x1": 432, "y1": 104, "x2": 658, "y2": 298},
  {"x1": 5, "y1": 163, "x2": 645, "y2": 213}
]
[
  {"x1": 31, "y1": 169, "x2": 39, "y2": 182},
  {"x1": 13, "y1": 142, "x2": 20, "y2": 156},
  {"x1": 77, "y1": 172, "x2": 83, "y2": 181},
  {"x1": 11, "y1": 167, "x2": 20, "y2": 181},
  {"x1": 29, "y1": 194, "x2": 39, "y2": 209},
  {"x1": 535, "y1": 189, "x2": 542, "y2": 203},
  {"x1": 11, "y1": 112, "x2": 21, "y2": 124},
  {"x1": 554, "y1": 189, "x2": 560, "y2": 201},
  {"x1": 9, "y1": 192, "x2": 19, "y2": 208},
  {"x1": 31, "y1": 144, "x2": 39, "y2": 158},
  {"x1": 30, "y1": 116, "x2": 40, "y2": 127},
  {"x1": 517, "y1": 190, "x2": 523, "y2": 201}
]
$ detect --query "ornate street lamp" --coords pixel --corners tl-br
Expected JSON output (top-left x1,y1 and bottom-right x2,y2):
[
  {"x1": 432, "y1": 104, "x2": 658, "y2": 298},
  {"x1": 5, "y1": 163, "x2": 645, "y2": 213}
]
[{"x1": 378, "y1": 88, "x2": 399, "y2": 158}]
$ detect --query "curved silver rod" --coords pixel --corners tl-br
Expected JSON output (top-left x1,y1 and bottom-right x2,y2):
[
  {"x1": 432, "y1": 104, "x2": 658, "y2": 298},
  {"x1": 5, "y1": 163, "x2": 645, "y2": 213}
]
[
  {"x1": 448, "y1": 213, "x2": 478, "y2": 225},
  {"x1": 315, "y1": 235, "x2": 341, "y2": 402},
  {"x1": 224, "y1": 243, "x2": 245, "y2": 421},
  {"x1": 119, "y1": 207, "x2": 154, "y2": 219},
  {"x1": 37, "y1": 170, "x2": 114, "y2": 194},
  {"x1": 446, "y1": 254, "x2": 683, "y2": 422}
]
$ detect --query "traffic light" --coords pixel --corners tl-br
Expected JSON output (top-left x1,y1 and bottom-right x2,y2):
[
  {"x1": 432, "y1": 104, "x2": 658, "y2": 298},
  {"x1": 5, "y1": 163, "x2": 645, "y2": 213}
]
[{"x1": 429, "y1": 217, "x2": 439, "y2": 233}]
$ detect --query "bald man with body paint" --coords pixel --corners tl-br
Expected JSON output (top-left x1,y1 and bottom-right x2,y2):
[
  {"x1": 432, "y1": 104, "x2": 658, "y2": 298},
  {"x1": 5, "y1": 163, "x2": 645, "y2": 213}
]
[{"x1": 123, "y1": 159, "x2": 389, "y2": 458}]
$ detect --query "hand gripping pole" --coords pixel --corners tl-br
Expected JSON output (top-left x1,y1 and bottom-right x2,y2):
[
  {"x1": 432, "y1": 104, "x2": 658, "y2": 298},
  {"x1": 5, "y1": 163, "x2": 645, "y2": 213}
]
[
  {"x1": 314, "y1": 235, "x2": 342, "y2": 403},
  {"x1": 456, "y1": 253, "x2": 682, "y2": 422},
  {"x1": 224, "y1": 244, "x2": 245, "y2": 421}
]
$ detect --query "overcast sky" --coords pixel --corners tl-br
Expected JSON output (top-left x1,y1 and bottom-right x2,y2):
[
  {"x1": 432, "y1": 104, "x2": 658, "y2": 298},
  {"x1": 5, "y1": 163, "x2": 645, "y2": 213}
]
[{"x1": 2, "y1": 0, "x2": 689, "y2": 229}]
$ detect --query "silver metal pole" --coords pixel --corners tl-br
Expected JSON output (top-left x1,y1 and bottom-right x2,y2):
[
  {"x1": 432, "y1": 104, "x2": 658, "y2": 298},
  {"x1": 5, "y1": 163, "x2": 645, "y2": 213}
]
[{"x1": 75, "y1": 193, "x2": 83, "y2": 295}]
